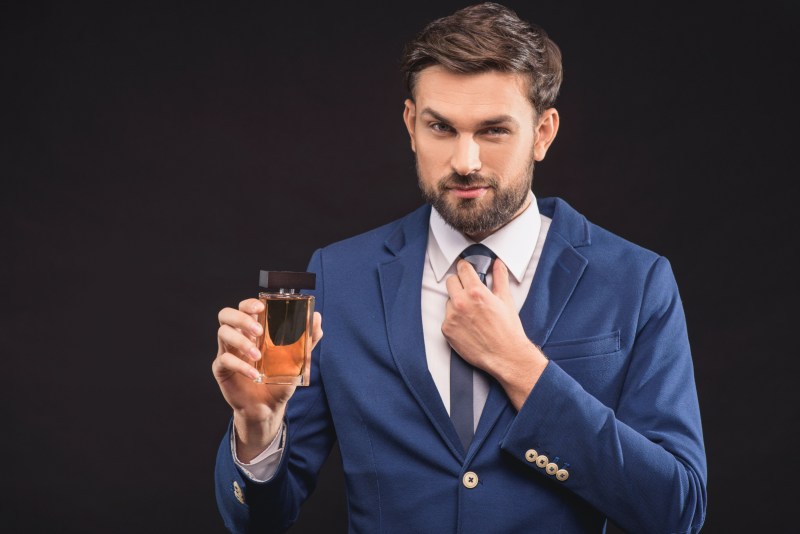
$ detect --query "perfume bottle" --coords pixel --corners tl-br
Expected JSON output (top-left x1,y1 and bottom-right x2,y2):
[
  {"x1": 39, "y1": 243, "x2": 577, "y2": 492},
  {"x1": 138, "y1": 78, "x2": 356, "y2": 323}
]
[{"x1": 254, "y1": 270, "x2": 316, "y2": 386}]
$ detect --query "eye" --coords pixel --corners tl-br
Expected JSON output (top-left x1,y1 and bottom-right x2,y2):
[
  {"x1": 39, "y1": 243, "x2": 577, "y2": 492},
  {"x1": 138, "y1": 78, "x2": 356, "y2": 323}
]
[
  {"x1": 484, "y1": 127, "x2": 510, "y2": 136},
  {"x1": 429, "y1": 122, "x2": 453, "y2": 134}
]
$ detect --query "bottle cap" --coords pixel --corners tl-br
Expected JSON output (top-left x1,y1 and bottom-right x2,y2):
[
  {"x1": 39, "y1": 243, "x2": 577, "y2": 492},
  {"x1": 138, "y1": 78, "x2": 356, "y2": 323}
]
[{"x1": 259, "y1": 270, "x2": 316, "y2": 291}]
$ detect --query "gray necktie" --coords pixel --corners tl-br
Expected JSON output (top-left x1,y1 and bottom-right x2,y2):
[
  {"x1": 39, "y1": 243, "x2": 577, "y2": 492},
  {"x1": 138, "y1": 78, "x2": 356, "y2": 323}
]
[{"x1": 450, "y1": 243, "x2": 496, "y2": 452}]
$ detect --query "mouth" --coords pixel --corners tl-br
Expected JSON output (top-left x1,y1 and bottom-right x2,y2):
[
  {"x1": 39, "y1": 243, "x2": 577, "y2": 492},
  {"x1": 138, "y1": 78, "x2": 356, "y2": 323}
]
[{"x1": 447, "y1": 185, "x2": 490, "y2": 199}]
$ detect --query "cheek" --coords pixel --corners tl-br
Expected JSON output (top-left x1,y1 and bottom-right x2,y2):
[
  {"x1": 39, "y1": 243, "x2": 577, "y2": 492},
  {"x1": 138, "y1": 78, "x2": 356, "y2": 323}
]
[
  {"x1": 510, "y1": 138, "x2": 536, "y2": 169},
  {"x1": 415, "y1": 142, "x2": 449, "y2": 175},
  {"x1": 481, "y1": 142, "x2": 525, "y2": 175},
  {"x1": 416, "y1": 139, "x2": 447, "y2": 161}
]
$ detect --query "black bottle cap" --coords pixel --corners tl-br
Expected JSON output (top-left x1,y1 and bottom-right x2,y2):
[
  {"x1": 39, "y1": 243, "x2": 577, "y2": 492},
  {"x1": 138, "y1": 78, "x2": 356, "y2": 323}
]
[{"x1": 259, "y1": 270, "x2": 316, "y2": 291}]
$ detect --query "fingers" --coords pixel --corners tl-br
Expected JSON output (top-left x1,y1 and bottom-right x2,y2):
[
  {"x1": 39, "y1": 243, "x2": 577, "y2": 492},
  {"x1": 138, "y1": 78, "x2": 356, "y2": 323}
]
[
  {"x1": 213, "y1": 351, "x2": 262, "y2": 382},
  {"x1": 218, "y1": 323, "x2": 262, "y2": 362},
  {"x1": 239, "y1": 298, "x2": 264, "y2": 323},
  {"x1": 219, "y1": 307, "x2": 264, "y2": 337},
  {"x1": 445, "y1": 272, "x2": 464, "y2": 297},
  {"x1": 456, "y1": 259, "x2": 483, "y2": 288},
  {"x1": 238, "y1": 298, "x2": 265, "y2": 315},
  {"x1": 491, "y1": 259, "x2": 514, "y2": 306}
]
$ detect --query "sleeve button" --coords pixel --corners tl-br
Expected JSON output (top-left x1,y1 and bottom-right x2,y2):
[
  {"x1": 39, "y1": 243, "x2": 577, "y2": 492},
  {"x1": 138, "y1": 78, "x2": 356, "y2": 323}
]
[{"x1": 233, "y1": 480, "x2": 246, "y2": 504}]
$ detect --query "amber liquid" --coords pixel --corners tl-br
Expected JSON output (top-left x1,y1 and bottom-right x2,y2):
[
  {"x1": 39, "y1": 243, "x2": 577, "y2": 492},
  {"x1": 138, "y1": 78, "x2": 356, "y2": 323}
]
[{"x1": 254, "y1": 292, "x2": 314, "y2": 385}]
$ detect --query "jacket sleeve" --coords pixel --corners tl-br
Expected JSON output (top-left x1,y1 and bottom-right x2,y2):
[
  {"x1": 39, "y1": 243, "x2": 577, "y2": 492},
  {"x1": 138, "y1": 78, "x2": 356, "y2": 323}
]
[
  {"x1": 215, "y1": 248, "x2": 337, "y2": 533},
  {"x1": 500, "y1": 256, "x2": 707, "y2": 533}
]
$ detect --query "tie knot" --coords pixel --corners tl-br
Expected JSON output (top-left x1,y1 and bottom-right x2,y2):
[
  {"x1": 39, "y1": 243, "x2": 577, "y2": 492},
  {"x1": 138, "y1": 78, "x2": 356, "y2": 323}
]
[{"x1": 460, "y1": 244, "x2": 496, "y2": 277}]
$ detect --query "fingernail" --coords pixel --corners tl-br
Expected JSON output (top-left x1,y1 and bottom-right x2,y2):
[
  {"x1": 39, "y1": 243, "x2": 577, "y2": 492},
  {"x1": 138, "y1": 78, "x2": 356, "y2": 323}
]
[
  {"x1": 249, "y1": 346, "x2": 261, "y2": 360},
  {"x1": 252, "y1": 322, "x2": 263, "y2": 335}
]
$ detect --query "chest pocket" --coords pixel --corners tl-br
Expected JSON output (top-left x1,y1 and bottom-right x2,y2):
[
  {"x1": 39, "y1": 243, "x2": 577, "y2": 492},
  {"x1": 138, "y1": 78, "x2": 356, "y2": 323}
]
[
  {"x1": 543, "y1": 330, "x2": 620, "y2": 361},
  {"x1": 542, "y1": 331, "x2": 624, "y2": 407}
]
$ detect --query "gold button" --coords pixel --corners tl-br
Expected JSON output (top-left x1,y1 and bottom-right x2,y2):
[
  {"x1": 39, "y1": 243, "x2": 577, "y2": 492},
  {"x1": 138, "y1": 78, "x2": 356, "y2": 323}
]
[
  {"x1": 556, "y1": 469, "x2": 569, "y2": 481},
  {"x1": 462, "y1": 471, "x2": 479, "y2": 489},
  {"x1": 545, "y1": 462, "x2": 558, "y2": 475},
  {"x1": 233, "y1": 480, "x2": 245, "y2": 504},
  {"x1": 525, "y1": 449, "x2": 538, "y2": 463},
  {"x1": 535, "y1": 455, "x2": 549, "y2": 468}
]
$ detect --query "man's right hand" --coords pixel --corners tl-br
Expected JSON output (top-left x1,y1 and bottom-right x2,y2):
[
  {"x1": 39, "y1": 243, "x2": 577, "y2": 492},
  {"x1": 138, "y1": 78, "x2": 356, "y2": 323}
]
[{"x1": 212, "y1": 298, "x2": 323, "y2": 462}]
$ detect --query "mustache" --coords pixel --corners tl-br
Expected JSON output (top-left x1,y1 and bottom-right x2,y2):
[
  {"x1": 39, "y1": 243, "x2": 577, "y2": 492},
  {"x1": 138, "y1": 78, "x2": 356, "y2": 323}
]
[{"x1": 437, "y1": 172, "x2": 498, "y2": 190}]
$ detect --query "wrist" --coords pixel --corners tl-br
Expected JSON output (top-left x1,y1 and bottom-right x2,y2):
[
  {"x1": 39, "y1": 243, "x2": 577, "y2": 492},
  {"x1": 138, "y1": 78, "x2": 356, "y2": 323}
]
[
  {"x1": 495, "y1": 341, "x2": 548, "y2": 411},
  {"x1": 233, "y1": 407, "x2": 285, "y2": 463}
]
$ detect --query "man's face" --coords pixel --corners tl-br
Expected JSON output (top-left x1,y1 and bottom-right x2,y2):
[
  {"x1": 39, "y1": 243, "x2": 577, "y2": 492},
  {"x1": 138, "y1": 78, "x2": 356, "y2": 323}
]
[{"x1": 403, "y1": 66, "x2": 557, "y2": 238}]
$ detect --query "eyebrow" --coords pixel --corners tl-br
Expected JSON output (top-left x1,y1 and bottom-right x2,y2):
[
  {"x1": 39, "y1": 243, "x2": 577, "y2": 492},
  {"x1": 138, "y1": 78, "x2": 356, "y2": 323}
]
[{"x1": 419, "y1": 107, "x2": 519, "y2": 129}]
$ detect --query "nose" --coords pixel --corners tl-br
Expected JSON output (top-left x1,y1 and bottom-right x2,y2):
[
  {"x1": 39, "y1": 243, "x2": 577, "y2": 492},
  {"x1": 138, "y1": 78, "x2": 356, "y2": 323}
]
[{"x1": 450, "y1": 135, "x2": 481, "y2": 176}]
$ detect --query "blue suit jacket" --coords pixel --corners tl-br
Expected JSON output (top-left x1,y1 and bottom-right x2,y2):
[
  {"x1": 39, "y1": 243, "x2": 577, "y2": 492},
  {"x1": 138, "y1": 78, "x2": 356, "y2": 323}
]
[{"x1": 216, "y1": 197, "x2": 707, "y2": 533}]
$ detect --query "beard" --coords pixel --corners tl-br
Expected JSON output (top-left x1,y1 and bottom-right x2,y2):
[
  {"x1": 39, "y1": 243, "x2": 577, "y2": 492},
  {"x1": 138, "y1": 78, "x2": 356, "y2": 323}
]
[{"x1": 417, "y1": 160, "x2": 534, "y2": 237}]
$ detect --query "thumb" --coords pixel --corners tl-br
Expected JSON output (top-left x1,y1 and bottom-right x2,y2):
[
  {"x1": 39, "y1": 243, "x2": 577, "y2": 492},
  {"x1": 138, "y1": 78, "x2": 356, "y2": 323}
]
[
  {"x1": 491, "y1": 259, "x2": 514, "y2": 306},
  {"x1": 311, "y1": 312, "x2": 324, "y2": 349}
]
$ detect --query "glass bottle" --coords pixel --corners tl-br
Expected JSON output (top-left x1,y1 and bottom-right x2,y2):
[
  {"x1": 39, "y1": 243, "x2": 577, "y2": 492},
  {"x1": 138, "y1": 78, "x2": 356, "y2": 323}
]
[{"x1": 254, "y1": 270, "x2": 316, "y2": 385}]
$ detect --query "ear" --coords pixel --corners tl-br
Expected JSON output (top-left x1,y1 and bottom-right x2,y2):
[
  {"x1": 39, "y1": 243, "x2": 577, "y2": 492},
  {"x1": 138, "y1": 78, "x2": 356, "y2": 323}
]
[
  {"x1": 533, "y1": 108, "x2": 559, "y2": 161},
  {"x1": 403, "y1": 99, "x2": 417, "y2": 153}
]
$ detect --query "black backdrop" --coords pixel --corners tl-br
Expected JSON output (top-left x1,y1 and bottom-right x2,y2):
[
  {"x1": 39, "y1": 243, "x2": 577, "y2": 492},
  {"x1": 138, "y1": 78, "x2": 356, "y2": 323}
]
[{"x1": 2, "y1": 1, "x2": 798, "y2": 532}]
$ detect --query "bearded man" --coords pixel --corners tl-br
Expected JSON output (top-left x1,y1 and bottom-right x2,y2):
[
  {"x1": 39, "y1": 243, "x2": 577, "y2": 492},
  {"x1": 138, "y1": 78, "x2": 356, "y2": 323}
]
[{"x1": 212, "y1": 3, "x2": 707, "y2": 533}]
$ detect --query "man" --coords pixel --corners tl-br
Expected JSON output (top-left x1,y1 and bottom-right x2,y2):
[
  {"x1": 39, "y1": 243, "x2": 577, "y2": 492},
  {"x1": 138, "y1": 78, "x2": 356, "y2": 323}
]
[{"x1": 213, "y1": 3, "x2": 707, "y2": 532}]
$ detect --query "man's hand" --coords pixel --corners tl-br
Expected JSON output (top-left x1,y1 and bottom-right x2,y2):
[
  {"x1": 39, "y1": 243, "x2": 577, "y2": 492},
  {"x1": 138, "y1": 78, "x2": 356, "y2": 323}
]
[
  {"x1": 212, "y1": 298, "x2": 323, "y2": 462},
  {"x1": 443, "y1": 259, "x2": 547, "y2": 410}
]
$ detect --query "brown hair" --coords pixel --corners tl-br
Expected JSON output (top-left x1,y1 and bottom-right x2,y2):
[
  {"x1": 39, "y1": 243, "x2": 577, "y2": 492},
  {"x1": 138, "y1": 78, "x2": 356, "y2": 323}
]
[{"x1": 400, "y1": 2, "x2": 562, "y2": 116}]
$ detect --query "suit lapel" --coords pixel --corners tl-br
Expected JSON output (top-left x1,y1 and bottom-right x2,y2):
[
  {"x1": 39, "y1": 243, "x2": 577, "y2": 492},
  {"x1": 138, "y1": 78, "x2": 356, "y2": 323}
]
[
  {"x1": 378, "y1": 206, "x2": 467, "y2": 460},
  {"x1": 519, "y1": 230, "x2": 588, "y2": 347},
  {"x1": 519, "y1": 198, "x2": 590, "y2": 347}
]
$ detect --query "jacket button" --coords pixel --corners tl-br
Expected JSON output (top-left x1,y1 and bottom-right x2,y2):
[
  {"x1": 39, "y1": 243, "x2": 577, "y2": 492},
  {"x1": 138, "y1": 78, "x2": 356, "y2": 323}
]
[
  {"x1": 556, "y1": 469, "x2": 570, "y2": 482},
  {"x1": 545, "y1": 463, "x2": 558, "y2": 475},
  {"x1": 462, "y1": 471, "x2": 479, "y2": 489},
  {"x1": 525, "y1": 449, "x2": 538, "y2": 463},
  {"x1": 535, "y1": 455, "x2": 549, "y2": 468}
]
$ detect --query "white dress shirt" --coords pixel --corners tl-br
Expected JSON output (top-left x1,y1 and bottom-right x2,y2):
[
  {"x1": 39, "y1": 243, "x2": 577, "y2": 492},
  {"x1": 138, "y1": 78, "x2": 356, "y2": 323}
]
[{"x1": 233, "y1": 192, "x2": 551, "y2": 481}]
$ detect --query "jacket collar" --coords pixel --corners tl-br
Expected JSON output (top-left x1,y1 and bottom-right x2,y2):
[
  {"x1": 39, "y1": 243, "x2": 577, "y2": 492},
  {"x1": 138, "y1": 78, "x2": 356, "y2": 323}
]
[{"x1": 383, "y1": 197, "x2": 590, "y2": 257}]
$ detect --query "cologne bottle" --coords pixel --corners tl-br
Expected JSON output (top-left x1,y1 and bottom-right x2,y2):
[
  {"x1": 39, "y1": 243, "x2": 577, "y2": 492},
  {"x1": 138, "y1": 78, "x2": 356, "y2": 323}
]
[{"x1": 254, "y1": 270, "x2": 316, "y2": 386}]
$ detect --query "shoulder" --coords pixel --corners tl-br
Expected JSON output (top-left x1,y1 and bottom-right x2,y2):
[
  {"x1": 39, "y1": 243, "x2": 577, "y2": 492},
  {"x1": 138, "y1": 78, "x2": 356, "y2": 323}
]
[
  {"x1": 543, "y1": 197, "x2": 683, "y2": 329},
  {"x1": 312, "y1": 204, "x2": 430, "y2": 266},
  {"x1": 542, "y1": 196, "x2": 662, "y2": 267},
  {"x1": 542, "y1": 197, "x2": 673, "y2": 291}
]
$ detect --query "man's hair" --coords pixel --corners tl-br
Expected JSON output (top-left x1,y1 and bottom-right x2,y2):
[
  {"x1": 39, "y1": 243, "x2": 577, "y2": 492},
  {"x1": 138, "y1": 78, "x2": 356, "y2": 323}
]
[{"x1": 400, "y1": 2, "x2": 563, "y2": 116}]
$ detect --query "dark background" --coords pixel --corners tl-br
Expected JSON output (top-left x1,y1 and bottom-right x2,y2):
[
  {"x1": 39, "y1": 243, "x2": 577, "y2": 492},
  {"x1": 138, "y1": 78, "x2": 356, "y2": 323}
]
[{"x1": 2, "y1": 1, "x2": 797, "y2": 532}]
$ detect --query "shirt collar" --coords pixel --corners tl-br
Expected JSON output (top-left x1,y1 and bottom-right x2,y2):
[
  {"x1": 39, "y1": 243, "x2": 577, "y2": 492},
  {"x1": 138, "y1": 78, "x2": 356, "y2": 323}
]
[{"x1": 428, "y1": 191, "x2": 541, "y2": 283}]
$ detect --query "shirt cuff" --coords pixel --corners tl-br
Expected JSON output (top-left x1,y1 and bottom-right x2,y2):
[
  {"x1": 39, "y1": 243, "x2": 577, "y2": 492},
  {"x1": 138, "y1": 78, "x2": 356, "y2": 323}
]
[{"x1": 230, "y1": 421, "x2": 286, "y2": 482}]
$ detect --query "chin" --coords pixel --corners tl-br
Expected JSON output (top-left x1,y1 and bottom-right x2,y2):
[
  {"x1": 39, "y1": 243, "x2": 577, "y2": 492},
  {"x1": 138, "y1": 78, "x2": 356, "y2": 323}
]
[{"x1": 453, "y1": 196, "x2": 490, "y2": 210}]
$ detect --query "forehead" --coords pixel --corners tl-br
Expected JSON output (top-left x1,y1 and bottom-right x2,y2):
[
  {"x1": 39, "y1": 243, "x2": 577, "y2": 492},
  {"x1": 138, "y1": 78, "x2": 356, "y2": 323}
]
[{"x1": 413, "y1": 66, "x2": 534, "y2": 123}]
